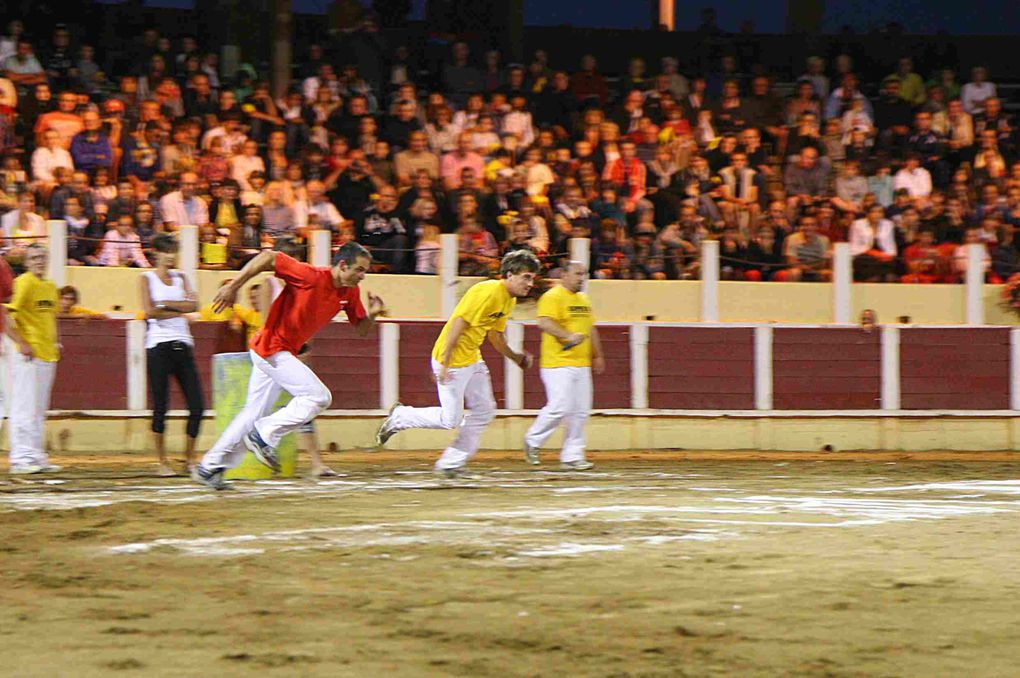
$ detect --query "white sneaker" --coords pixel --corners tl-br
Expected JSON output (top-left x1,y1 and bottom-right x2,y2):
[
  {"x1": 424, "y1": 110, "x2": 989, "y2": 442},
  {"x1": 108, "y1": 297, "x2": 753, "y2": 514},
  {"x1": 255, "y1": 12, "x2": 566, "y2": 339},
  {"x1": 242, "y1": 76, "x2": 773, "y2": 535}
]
[
  {"x1": 375, "y1": 402, "x2": 402, "y2": 448},
  {"x1": 560, "y1": 460, "x2": 594, "y2": 471},
  {"x1": 39, "y1": 464, "x2": 62, "y2": 473},
  {"x1": 434, "y1": 467, "x2": 481, "y2": 482},
  {"x1": 10, "y1": 464, "x2": 45, "y2": 475},
  {"x1": 524, "y1": 442, "x2": 541, "y2": 466}
]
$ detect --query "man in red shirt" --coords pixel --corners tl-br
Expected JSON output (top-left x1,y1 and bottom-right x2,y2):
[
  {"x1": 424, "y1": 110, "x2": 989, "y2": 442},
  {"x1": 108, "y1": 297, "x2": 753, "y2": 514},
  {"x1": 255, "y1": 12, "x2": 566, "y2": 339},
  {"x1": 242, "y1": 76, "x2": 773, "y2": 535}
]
[{"x1": 192, "y1": 242, "x2": 386, "y2": 489}]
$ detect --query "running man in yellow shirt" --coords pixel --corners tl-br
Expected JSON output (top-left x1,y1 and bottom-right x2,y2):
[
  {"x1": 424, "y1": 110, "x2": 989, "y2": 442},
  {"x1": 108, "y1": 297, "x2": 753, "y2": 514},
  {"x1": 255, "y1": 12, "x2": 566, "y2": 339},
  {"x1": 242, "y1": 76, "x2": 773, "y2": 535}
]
[
  {"x1": 524, "y1": 261, "x2": 604, "y2": 470},
  {"x1": 4, "y1": 244, "x2": 61, "y2": 474},
  {"x1": 376, "y1": 250, "x2": 540, "y2": 479}
]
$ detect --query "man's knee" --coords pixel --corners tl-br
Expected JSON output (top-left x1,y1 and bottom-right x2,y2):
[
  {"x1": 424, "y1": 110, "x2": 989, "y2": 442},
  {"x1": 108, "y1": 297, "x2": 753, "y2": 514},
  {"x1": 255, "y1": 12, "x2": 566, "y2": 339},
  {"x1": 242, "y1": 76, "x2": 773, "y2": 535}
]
[
  {"x1": 310, "y1": 385, "x2": 332, "y2": 411},
  {"x1": 438, "y1": 406, "x2": 464, "y2": 429}
]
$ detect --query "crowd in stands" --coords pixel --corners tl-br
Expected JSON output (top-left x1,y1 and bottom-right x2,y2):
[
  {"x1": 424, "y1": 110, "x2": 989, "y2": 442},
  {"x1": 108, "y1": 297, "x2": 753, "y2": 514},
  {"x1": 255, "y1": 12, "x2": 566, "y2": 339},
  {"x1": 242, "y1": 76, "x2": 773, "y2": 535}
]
[{"x1": 2, "y1": 13, "x2": 1020, "y2": 283}]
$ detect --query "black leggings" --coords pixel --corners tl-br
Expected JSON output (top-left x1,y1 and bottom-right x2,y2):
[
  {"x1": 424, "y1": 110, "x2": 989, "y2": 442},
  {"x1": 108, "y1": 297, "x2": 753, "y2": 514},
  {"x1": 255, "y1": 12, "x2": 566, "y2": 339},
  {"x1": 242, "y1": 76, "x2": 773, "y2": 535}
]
[{"x1": 147, "y1": 341, "x2": 205, "y2": 438}]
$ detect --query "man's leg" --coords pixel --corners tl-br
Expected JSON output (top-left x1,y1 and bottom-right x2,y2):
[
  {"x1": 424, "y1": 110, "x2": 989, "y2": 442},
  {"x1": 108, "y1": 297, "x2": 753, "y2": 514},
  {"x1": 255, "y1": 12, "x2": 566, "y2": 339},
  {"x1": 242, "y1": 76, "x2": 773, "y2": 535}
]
[
  {"x1": 33, "y1": 361, "x2": 57, "y2": 466},
  {"x1": 436, "y1": 362, "x2": 495, "y2": 471},
  {"x1": 252, "y1": 351, "x2": 332, "y2": 448},
  {"x1": 386, "y1": 360, "x2": 471, "y2": 432},
  {"x1": 524, "y1": 367, "x2": 571, "y2": 452},
  {"x1": 9, "y1": 355, "x2": 40, "y2": 467},
  {"x1": 200, "y1": 351, "x2": 281, "y2": 471},
  {"x1": 560, "y1": 367, "x2": 593, "y2": 464}
]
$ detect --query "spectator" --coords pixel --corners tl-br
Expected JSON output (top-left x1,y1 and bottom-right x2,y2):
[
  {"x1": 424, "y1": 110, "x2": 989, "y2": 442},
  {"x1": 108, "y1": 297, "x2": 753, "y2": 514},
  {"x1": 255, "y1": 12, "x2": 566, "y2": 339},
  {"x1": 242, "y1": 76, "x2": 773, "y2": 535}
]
[
  {"x1": 34, "y1": 90, "x2": 82, "y2": 150},
  {"x1": 954, "y1": 226, "x2": 992, "y2": 278},
  {"x1": 440, "y1": 132, "x2": 484, "y2": 190},
  {"x1": 850, "y1": 204, "x2": 897, "y2": 281},
  {"x1": 784, "y1": 147, "x2": 830, "y2": 213},
  {"x1": 902, "y1": 227, "x2": 949, "y2": 283},
  {"x1": 833, "y1": 160, "x2": 869, "y2": 215},
  {"x1": 30, "y1": 128, "x2": 73, "y2": 189},
  {"x1": 260, "y1": 181, "x2": 296, "y2": 241},
  {"x1": 631, "y1": 221, "x2": 667, "y2": 280},
  {"x1": 295, "y1": 179, "x2": 344, "y2": 233},
  {"x1": 159, "y1": 171, "x2": 209, "y2": 230},
  {"x1": 782, "y1": 214, "x2": 831, "y2": 281},
  {"x1": 99, "y1": 214, "x2": 151, "y2": 268},
  {"x1": 572, "y1": 54, "x2": 609, "y2": 107},
  {"x1": 3, "y1": 39, "x2": 45, "y2": 96},
  {"x1": 64, "y1": 195, "x2": 99, "y2": 266},
  {"x1": 890, "y1": 57, "x2": 925, "y2": 106},
  {"x1": 356, "y1": 184, "x2": 410, "y2": 271},
  {"x1": 2, "y1": 191, "x2": 44, "y2": 249},
  {"x1": 718, "y1": 152, "x2": 759, "y2": 233},
  {"x1": 744, "y1": 225, "x2": 786, "y2": 280},
  {"x1": 893, "y1": 154, "x2": 933, "y2": 207},
  {"x1": 394, "y1": 130, "x2": 439, "y2": 187},
  {"x1": 442, "y1": 42, "x2": 482, "y2": 108},
  {"x1": 57, "y1": 285, "x2": 105, "y2": 318},
  {"x1": 961, "y1": 66, "x2": 995, "y2": 115}
]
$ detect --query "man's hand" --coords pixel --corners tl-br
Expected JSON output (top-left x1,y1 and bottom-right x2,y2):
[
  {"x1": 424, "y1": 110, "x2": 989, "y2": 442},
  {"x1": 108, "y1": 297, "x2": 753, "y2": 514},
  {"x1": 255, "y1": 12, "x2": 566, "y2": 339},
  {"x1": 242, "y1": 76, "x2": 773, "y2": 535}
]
[
  {"x1": 211, "y1": 284, "x2": 238, "y2": 313},
  {"x1": 435, "y1": 364, "x2": 451, "y2": 384},
  {"x1": 562, "y1": 332, "x2": 585, "y2": 349},
  {"x1": 368, "y1": 292, "x2": 388, "y2": 319},
  {"x1": 17, "y1": 341, "x2": 34, "y2": 358},
  {"x1": 593, "y1": 355, "x2": 605, "y2": 375},
  {"x1": 516, "y1": 351, "x2": 534, "y2": 369}
]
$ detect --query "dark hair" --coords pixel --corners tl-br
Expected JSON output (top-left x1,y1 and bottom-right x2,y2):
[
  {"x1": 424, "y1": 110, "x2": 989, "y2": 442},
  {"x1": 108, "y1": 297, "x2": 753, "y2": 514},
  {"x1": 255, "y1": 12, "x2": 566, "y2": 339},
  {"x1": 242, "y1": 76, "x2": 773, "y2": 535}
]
[
  {"x1": 500, "y1": 249, "x2": 541, "y2": 276},
  {"x1": 59, "y1": 285, "x2": 79, "y2": 301},
  {"x1": 332, "y1": 241, "x2": 371, "y2": 267},
  {"x1": 151, "y1": 233, "x2": 178, "y2": 253}
]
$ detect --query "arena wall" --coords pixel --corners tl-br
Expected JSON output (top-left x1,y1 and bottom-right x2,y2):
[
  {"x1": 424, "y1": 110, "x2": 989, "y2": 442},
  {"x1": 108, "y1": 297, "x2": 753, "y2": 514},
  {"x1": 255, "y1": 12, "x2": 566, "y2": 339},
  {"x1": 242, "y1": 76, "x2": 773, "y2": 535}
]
[{"x1": 10, "y1": 318, "x2": 1020, "y2": 455}]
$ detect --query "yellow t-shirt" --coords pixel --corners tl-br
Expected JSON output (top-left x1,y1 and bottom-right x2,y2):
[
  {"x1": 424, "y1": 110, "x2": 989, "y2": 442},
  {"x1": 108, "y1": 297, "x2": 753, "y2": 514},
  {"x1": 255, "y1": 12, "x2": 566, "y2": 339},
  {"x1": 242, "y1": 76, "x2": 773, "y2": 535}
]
[
  {"x1": 67, "y1": 305, "x2": 104, "y2": 318},
  {"x1": 538, "y1": 285, "x2": 594, "y2": 368},
  {"x1": 8, "y1": 272, "x2": 59, "y2": 362},
  {"x1": 199, "y1": 303, "x2": 263, "y2": 342},
  {"x1": 432, "y1": 279, "x2": 515, "y2": 368}
]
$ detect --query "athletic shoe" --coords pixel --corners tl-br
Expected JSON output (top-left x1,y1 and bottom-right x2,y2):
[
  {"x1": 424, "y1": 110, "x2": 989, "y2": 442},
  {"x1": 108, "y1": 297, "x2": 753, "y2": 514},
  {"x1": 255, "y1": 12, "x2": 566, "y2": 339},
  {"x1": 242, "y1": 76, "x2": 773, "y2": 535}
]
[
  {"x1": 244, "y1": 429, "x2": 280, "y2": 472},
  {"x1": 191, "y1": 465, "x2": 231, "y2": 491},
  {"x1": 9, "y1": 464, "x2": 45, "y2": 475},
  {"x1": 560, "y1": 460, "x2": 594, "y2": 471},
  {"x1": 524, "y1": 442, "x2": 541, "y2": 466},
  {"x1": 434, "y1": 467, "x2": 481, "y2": 482},
  {"x1": 375, "y1": 402, "x2": 402, "y2": 448},
  {"x1": 39, "y1": 464, "x2": 62, "y2": 473},
  {"x1": 157, "y1": 463, "x2": 178, "y2": 477}
]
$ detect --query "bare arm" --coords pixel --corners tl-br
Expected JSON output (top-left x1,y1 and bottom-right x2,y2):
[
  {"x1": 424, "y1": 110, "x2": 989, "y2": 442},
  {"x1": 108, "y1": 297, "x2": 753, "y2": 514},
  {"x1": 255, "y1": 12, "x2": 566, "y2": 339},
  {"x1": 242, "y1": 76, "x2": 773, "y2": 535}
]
[
  {"x1": 537, "y1": 315, "x2": 583, "y2": 345},
  {"x1": 590, "y1": 325, "x2": 605, "y2": 375},
  {"x1": 140, "y1": 274, "x2": 192, "y2": 319},
  {"x1": 213, "y1": 250, "x2": 278, "y2": 312},
  {"x1": 354, "y1": 292, "x2": 388, "y2": 336},
  {"x1": 487, "y1": 329, "x2": 530, "y2": 368}
]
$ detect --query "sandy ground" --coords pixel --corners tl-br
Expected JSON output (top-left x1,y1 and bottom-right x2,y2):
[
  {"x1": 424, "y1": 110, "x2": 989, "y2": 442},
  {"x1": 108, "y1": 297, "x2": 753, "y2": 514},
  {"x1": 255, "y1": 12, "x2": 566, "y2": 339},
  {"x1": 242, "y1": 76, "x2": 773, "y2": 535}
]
[{"x1": 2, "y1": 451, "x2": 1020, "y2": 678}]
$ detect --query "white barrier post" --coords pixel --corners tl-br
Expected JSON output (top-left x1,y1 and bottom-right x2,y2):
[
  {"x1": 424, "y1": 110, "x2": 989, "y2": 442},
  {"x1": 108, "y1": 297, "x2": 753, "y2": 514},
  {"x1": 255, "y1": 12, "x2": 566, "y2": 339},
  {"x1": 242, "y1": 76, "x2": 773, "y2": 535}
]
[
  {"x1": 832, "y1": 242, "x2": 852, "y2": 324},
  {"x1": 569, "y1": 237, "x2": 590, "y2": 267},
  {"x1": 881, "y1": 325, "x2": 900, "y2": 410},
  {"x1": 178, "y1": 224, "x2": 199, "y2": 289},
  {"x1": 754, "y1": 325, "x2": 773, "y2": 410},
  {"x1": 504, "y1": 321, "x2": 524, "y2": 410},
  {"x1": 379, "y1": 322, "x2": 400, "y2": 410},
  {"x1": 309, "y1": 229, "x2": 331, "y2": 267},
  {"x1": 966, "y1": 243, "x2": 985, "y2": 325},
  {"x1": 439, "y1": 233, "x2": 458, "y2": 318},
  {"x1": 700, "y1": 239, "x2": 719, "y2": 322},
  {"x1": 630, "y1": 323, "x2": 649, "y2": 409},
  {"x1": 126, "y1": 320, "x2": 148, "y2": 411},
  {"x1": 46, "y1": 219, "x2": 66, "y2": 286}
]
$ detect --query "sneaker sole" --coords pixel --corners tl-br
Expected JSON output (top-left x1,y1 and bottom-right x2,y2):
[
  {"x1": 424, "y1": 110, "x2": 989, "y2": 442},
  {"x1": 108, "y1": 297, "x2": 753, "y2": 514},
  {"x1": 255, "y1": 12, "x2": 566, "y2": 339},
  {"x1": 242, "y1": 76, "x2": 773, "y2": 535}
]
[{"x1": 244, "y1": 432, "x2": 280, "y2": 472}]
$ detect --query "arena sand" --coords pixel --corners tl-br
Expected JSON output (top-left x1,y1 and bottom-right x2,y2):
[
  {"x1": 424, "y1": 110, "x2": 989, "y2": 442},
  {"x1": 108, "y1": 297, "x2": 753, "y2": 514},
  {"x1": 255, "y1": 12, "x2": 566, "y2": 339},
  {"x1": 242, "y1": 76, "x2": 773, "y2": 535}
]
[{"x1": 1, "y1": 451, "x2": 1019, "y2": 678}]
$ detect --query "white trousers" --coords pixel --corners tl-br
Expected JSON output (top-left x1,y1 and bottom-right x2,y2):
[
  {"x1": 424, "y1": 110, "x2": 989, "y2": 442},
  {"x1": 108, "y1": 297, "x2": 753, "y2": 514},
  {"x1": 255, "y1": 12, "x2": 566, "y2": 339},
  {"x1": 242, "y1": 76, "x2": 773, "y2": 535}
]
[
  {"x1": 8, "y1": 355, "x2": 57, "y2": 467},
  {"x1": 200, "y1": 350, "x2": 331, "y2": 470},
  {"x1": 387, "y1": 359, "x2": 496, "y2": 470},
  {"x1": 524, "y1": 367, "x2": 592, "y2": 463}
]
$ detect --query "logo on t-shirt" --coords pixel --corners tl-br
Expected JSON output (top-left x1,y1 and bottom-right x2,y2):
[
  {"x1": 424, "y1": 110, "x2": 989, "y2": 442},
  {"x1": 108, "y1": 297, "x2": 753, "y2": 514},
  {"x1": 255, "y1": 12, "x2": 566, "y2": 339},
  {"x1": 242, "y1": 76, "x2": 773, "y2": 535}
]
[
  {"x1": 568, "y1": 305, "x2": 591, "y2": 314},
  {"x1": 36, "y1": 299, "x2": 55, "y2": 309},
  {"x1": 489, "y1": 312, "x2": 505, "y2": 319}
]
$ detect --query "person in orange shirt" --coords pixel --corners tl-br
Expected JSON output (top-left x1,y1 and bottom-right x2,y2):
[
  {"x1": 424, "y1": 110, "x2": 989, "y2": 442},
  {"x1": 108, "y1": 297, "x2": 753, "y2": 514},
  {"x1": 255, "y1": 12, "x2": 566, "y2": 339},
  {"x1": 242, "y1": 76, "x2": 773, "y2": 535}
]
[{"x1": 33, "y1": 90, "x2": 82, "y2": 149}]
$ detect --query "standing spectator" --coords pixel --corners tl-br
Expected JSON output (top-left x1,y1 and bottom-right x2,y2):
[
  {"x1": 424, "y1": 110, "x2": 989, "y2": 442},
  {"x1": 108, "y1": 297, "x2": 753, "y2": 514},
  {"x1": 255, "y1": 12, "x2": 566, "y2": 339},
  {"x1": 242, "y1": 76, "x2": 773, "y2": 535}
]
[
  {"x1": 961, "y1": 66, "x2": 996, "y2": 115},
  {"x1": 99, "y1": 214, "x2": 152, "y2": 267},
  {"x1": 139, "y1": 234, "x2": 203, "y2": 476},
  {"x1": 5, "y1": 244, "x2": 60, "y2": 474},
  {"x1": 159, "y1": 171, "x2": 209, "y2": 230},
  {"x1": 356, "y1": 185, "x2": 410, "y2": 271}
]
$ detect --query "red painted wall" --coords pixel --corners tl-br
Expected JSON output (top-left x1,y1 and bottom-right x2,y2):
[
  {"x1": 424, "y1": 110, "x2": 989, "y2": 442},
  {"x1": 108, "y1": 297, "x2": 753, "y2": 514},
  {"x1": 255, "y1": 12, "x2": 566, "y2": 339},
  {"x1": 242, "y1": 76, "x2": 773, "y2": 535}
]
[
  {"x1": 51, "y1": 319, "x2": 128, "y2": 409},
  {"x1": 772, "y1": 328, "x2": 881, "y2": 409},
  {"x1": 647, "y1": 327, "x2": 755, "y2": 409},
  {"x1": 308, "y1": 322, "x2": 381, "y2": 409},
  {"x1": 522, "y1": 325, "x2": 632, "y2": 409},
  {"x1": 154, "y1": 322, "x2": 244, "y2": 412},
  {"x1": 900, "y1": 328, "x2": 1010, "y2": 409}
]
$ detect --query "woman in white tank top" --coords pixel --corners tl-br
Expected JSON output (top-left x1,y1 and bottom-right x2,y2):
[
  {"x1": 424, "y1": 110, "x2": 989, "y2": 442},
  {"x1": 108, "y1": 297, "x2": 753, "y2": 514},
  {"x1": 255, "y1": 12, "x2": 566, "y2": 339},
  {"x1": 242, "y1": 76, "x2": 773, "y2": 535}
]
[{"x1": 139, "y1": 234, "x2": 205, "y2": 476}]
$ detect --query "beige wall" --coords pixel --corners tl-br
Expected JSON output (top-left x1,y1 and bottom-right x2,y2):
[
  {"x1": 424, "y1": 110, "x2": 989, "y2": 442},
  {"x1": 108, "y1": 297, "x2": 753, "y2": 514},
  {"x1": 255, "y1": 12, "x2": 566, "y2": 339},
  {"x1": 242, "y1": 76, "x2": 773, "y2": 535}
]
[{"x1": 62, "y1": 266, "x2": 1020, "y2": 325}]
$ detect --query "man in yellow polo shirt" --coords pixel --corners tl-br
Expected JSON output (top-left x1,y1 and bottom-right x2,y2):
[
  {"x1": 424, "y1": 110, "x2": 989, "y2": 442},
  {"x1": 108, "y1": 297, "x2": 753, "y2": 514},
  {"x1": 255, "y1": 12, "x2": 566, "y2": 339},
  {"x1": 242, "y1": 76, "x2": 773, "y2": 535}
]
[
  {"x1": 5, "y1": 245, "x2": 61, "y2": 474},
  {"x1": 376, "y1": 250, "x2": 540, "y2": 479},
  {"x1": 524, "y1": 261, "x2": 604, "y2": 470}
]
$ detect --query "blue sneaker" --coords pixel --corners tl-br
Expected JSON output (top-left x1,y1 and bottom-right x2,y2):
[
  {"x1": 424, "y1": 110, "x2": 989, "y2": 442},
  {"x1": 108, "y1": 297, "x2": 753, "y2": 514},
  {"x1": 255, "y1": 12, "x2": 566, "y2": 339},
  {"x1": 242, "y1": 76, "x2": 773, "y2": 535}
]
[
  {"x1": 191, "y1": 465, "x2": 231, "y2": 490},
  {"x1": 244, "y1": 429, "x2": 280, "y2": 473}
]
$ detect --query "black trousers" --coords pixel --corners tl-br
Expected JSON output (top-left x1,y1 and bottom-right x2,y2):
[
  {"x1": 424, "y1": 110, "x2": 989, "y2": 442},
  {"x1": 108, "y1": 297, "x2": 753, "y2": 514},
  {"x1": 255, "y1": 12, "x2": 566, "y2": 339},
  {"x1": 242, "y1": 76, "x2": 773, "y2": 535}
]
[{"x1": 147, "y1": 341, "x2": 205, "y2": 438}]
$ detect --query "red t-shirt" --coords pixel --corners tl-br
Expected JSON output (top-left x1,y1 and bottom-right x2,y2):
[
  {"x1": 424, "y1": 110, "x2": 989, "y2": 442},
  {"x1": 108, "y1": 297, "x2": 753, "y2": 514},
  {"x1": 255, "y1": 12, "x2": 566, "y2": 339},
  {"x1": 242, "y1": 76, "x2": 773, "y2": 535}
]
[
  {"x1": 0, "y1": 257, "x2": 13, "y2": 334},
  {"x1": 249, "y1": 253, "x2": 366, "y2": 358}
]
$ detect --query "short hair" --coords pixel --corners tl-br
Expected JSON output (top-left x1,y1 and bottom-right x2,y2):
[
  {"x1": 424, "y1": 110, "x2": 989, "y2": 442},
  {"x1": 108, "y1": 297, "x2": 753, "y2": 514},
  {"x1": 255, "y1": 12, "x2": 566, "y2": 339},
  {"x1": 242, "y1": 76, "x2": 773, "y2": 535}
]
[
  {"x1": 332, "y1": 241, "x2": 371, "y2": 267},
  {"x1": 59, "y1": 285, "x2": 80, "y2": 301},
  {"x1": 500, "y1": 249, "x2": 540, "y2": 277},
  {"x1": 151, "y1": 233, "x2": 179, "y2": 253}
]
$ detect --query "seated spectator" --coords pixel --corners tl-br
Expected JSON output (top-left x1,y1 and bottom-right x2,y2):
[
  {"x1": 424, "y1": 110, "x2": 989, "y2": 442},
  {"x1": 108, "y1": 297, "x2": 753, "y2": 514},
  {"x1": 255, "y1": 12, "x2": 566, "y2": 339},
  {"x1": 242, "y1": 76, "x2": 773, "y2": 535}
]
[
  {"x1": 902, "y1": 227, "x2": 950, "y2": 283},
  {"x1": 893, "y1": 154, "x2": 933, "y2": 207},
  {"x1": 744, "y1": 225, "x2": 786, "y2": 280},
  {"x1": 295, "y1": 179, "x2": 344, "y2": 234},
  {"x1": 718, "y1": 151, "x2": 759, "y2": 234},
  {"x1": 784, "y1": 147, "x2": 830, "y2": 214},
  {"x1": 57, "y1": 285, "x2": 105, "y2": 318},
  {"x1": 868, "y1": 163, "x2": 895, "y2": 208},
  {"x1": 30, "y1": 128, "x2": 73, "y2": 190},
  {"x1": 50, "y1": 169, "x2": 95, "y2": 220},
  {"x1": 64, "y1": 195, "x2": 99, "y2": 265},
  {"x1": 121, "y1": 122, "x2": 163, "y2": 185},
  {"x1": 201, "y1": 110, "x2": 247, "y2": 154},
  {"x1": 890, "y1": 57, "x2": 925, "y2": 106},
  {"x1": 457, "y1": 215, "x2": 498, "y2": 275},
  {"x1": 414, "y1": 223, "x2": 442, "y2": 274},
  {"x1": 4, "y1": 39, "x2": 46, "y2": 95},
  {"x1": 631, "y1": 220, "x2": 667, "y2": 280},
  {"x1": 394, "y1": 130, "x2": 439, "y2": 187},
  {"x1": 99, "y1": 214, "x2": 151, "y2": 267},
  {"x1": 106, "y1": 179, "x2": 138, "y2": 222},
  {"x1": 833, "y1": 160, "x2": 868, "y2": 214},
  {"x1": 260, "y1": 181, "x2": 296, "y2": 241},
  {"x1": 209, "y1": 179, "x2": 243, "y2": 230},
  {"x1": 992, "y1": 221, "x2": 1020, "y2": 280},
  {"x1": 159, "y1": 171, "x2": 209, "y2": 230},
  {"x1": 593, "y1": 218, "x2": 634, "y2": 279},
  {"x1": 954, "y1": 226, "x2": 992, "y2": 280},
  {"x1": 70, "y1": 110, "x2": 113, "y2": 174},
  {"x1": 961, "y1": 66, "x2": 995, "y2": 115},
  {"x1": 198, "y1": 136, "x2": 230, "y2": 184},
  {"x1": 516, "y1": 196, "x2": 550, "y2": 254},
  {"x1": 356, "y1": 185, "x2": 410, "y2": 271},
  {"x1": 229, "y1": 204, "x2": 265, "y2": 268},
  {"x1": 571, "y1": 54, "x2": 609, "y2": 107},
  {"x1": 782, "y1": 214, "x2": 832, "y2": 281},
  {"x1": 240, "y1": 170, "x2": 267, "y2": 206},
  {"x1": 850, "y1": 204, "x2": 897, "y2": 281},
  {"x1": 33, "y1": 89, "x2": 81, "y2": 149}
]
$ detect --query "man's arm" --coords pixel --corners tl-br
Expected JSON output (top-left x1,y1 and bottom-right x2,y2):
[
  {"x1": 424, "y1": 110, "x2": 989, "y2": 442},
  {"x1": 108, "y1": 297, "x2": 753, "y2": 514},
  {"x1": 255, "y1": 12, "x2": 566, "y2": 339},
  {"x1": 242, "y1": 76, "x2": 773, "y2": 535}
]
[
  {"x1": 487, "y1": 329, "x2": 531, "y2": 368},
  {"x1": 434, "y1": 315, "x2": 469, "y2": 383},
  {"x1": 4, "y1": 314, "x2": 32, "y2": 357},
  {"x1": 537, "y1": 315, "x2": 584, "y2": 347},
  {"x1": 354, "y1": 292, "x2": 387, "y2": 337},
  {"x1": 212, "y1": 250, "x2": 278, "y2": 313},
  {"x1": 590, "y1": 325, "x2": 605, "y2": 375}
]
